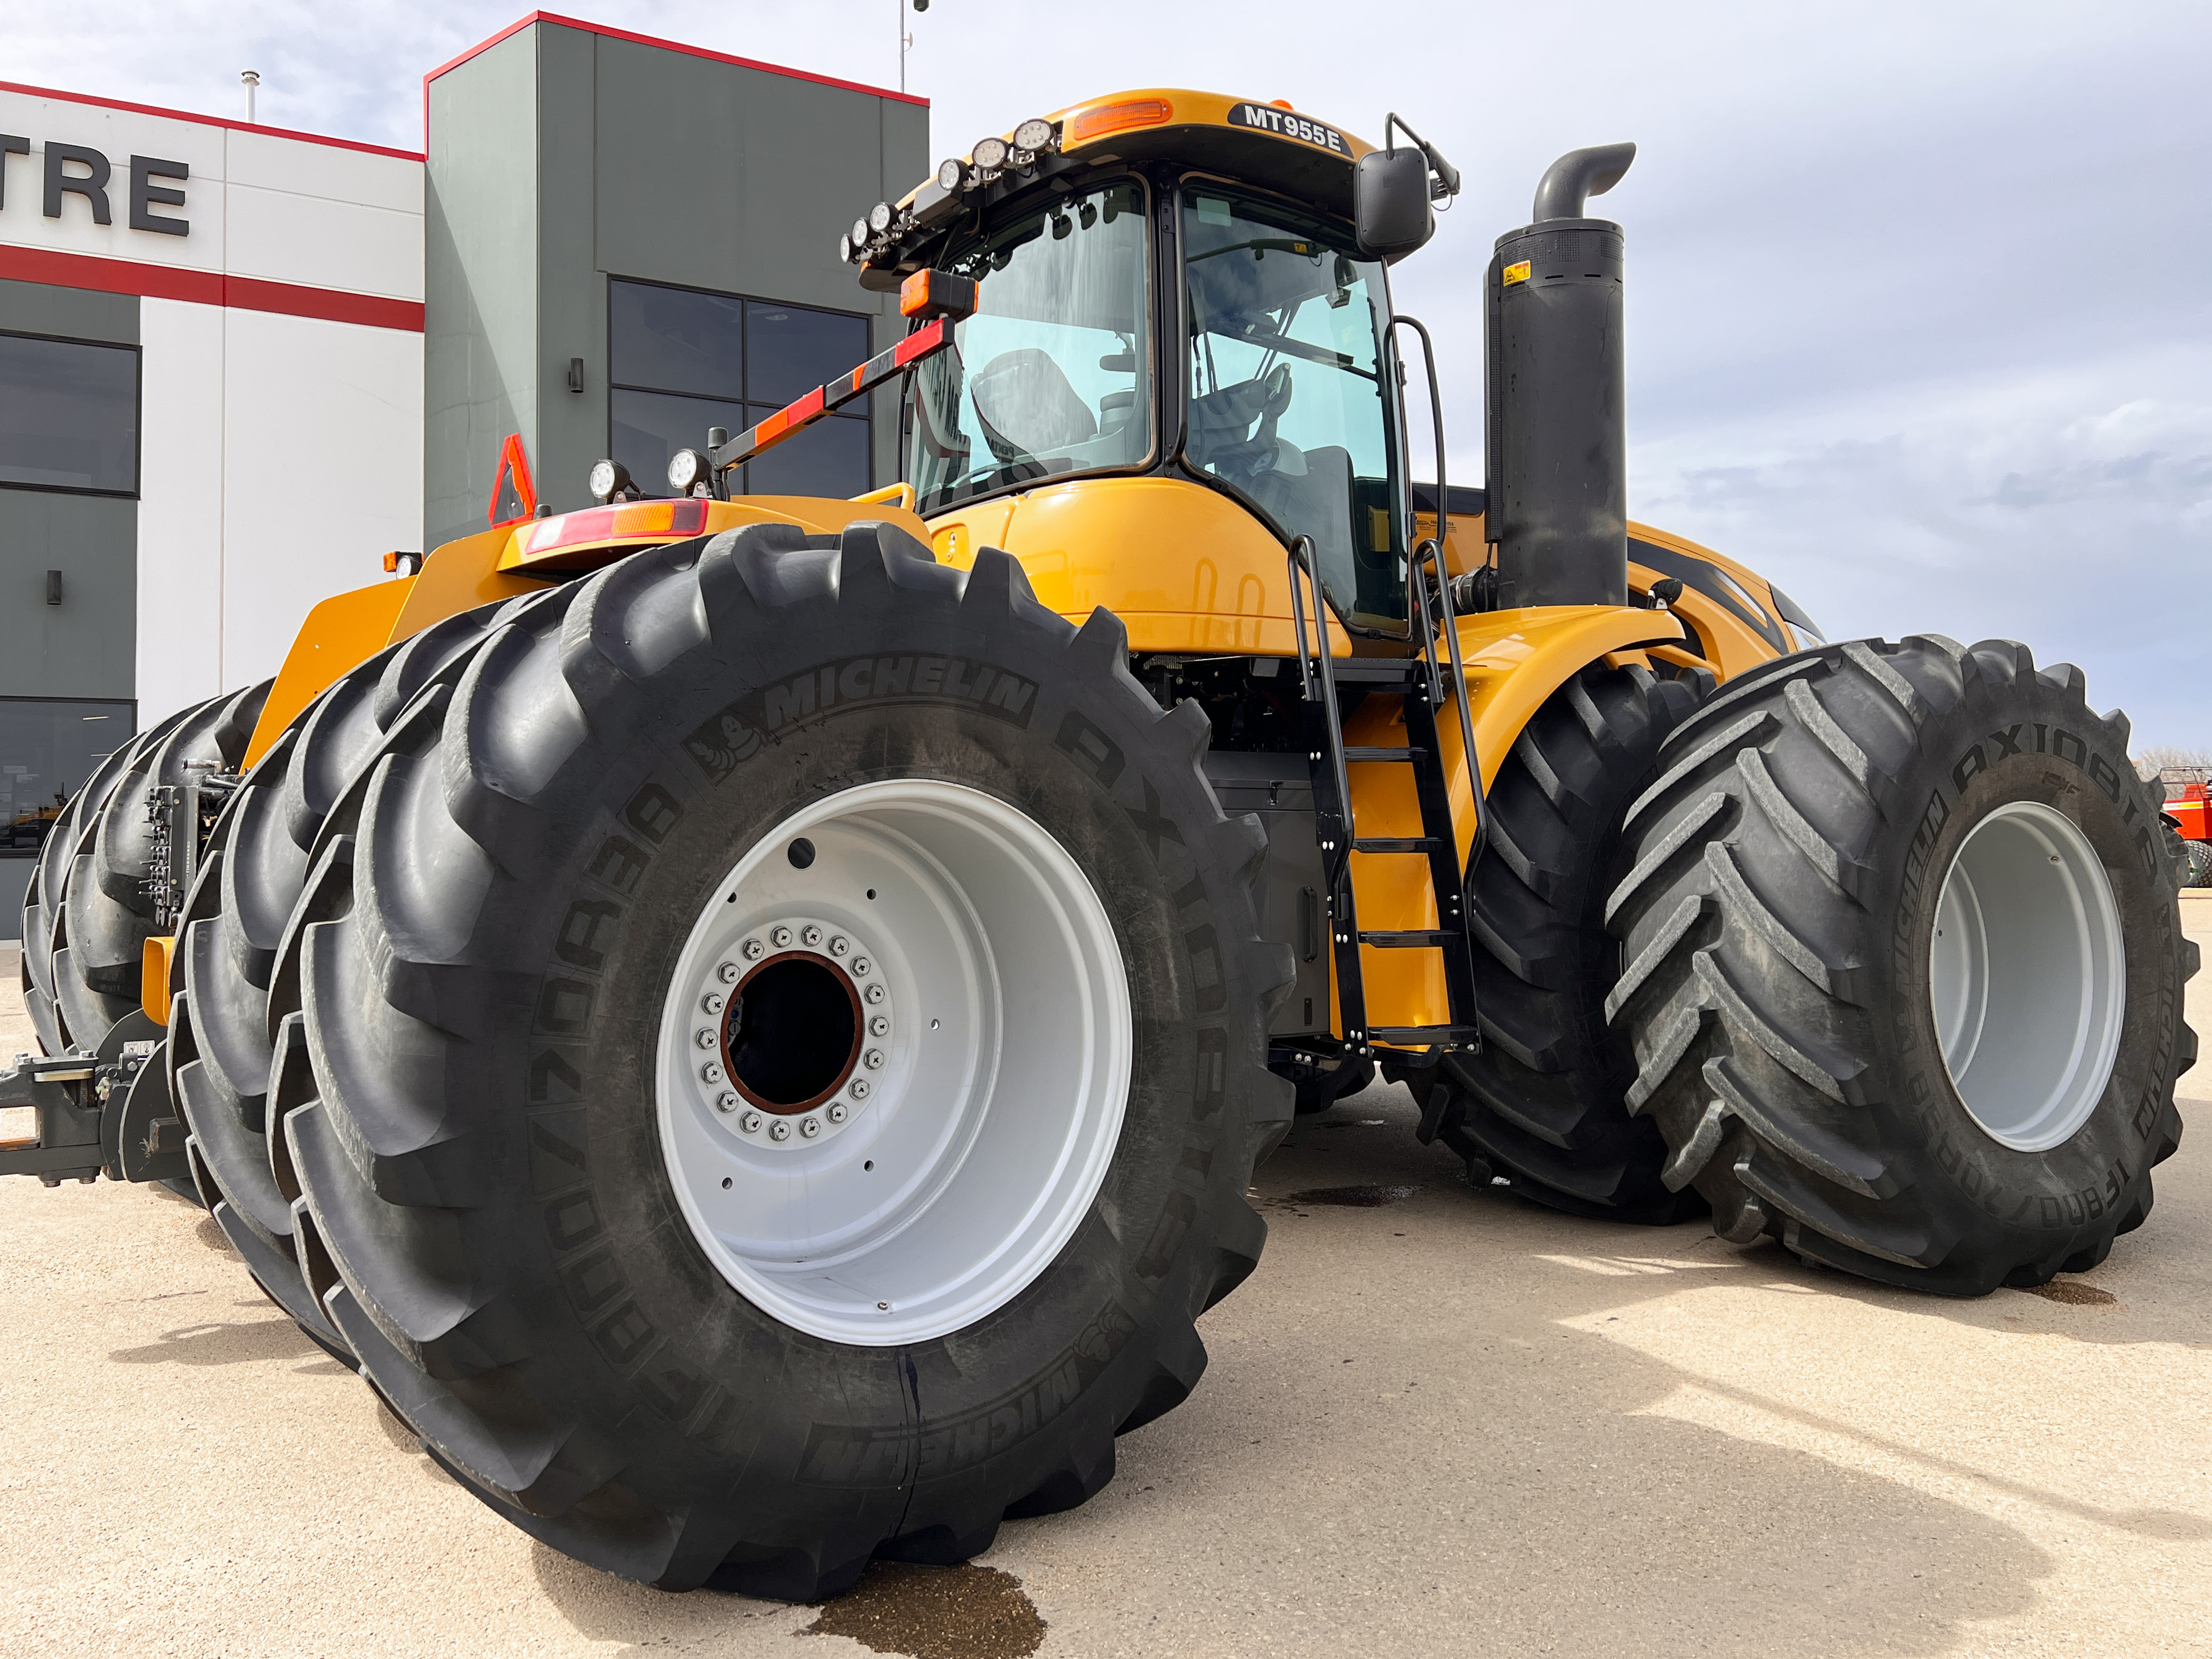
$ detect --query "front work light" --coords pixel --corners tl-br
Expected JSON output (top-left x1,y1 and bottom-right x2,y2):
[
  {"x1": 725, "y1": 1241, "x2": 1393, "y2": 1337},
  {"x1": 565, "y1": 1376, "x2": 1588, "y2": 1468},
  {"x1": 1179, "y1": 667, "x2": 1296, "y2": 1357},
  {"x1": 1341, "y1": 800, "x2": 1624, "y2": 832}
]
[
  {"x1": 1011, "y1": 118, "x2": 1055, "y2": 152},
  {"x1": 667, "y1": 449, "x2": 709, "y2": 494},
  {"x1": 936, "y1": 157, "x2": 966, "y2": 192},
  {"x1": 868, "y1": 202, "x2": 895, "y2": 234},
  {"x1": 971, "y1": 135, "x2": 1008, "y2": 172},
  {"x1": 588, "y1": 458, "x2": 632, "y2": 502},
  {"x1": 851, "y1": 216, "x2": 871, "y2": 250}
]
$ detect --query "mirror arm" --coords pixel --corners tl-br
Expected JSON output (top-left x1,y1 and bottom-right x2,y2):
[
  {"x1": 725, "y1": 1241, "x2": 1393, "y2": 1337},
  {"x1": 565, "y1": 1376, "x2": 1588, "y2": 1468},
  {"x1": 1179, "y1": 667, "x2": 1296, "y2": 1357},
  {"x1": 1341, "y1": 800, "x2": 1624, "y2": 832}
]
[{"x1": 1383, "y1": 113, "x2": 1461, "y2": 202}]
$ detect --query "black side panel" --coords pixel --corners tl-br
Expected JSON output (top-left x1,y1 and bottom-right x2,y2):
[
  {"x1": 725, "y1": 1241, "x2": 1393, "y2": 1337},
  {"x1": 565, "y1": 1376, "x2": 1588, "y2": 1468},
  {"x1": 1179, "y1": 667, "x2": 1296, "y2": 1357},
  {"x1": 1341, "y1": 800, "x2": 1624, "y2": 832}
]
[{"x1": 1204, "y1": 752, "x2": 1328, "y2": 1037}]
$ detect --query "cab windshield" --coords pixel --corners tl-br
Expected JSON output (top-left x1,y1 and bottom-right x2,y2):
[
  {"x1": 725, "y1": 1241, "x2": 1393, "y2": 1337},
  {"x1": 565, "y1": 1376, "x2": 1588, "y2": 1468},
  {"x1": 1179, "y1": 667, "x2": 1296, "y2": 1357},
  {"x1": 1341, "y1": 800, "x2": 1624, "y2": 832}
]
[
  {"x1": 1181, "y1": 186, "x2": 1406, "y2": 631},
  {"x1": 907, "y1": 178, "x2": 1151, "y2": 513}
]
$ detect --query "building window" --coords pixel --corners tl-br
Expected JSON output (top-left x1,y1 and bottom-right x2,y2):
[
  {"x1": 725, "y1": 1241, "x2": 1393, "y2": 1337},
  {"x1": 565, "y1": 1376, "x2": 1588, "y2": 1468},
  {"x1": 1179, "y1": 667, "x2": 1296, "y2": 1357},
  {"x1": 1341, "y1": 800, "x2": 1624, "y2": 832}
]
[
  {"x1": 0, "y1": 331, "x2": 140, "y2": 496},
  {"x1": 0, "y1": 698, "x2": 135, "y2": 856},
  {"x1": 608, "y1": 278, "x2": 871, "y2": 500}
]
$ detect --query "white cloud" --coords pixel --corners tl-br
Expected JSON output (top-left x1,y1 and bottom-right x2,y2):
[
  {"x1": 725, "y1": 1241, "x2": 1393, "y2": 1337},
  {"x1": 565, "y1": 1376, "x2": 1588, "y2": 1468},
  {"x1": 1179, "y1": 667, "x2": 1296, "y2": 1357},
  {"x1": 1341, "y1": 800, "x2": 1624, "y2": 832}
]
[{"x1": 10, "y1": 0, "x2": 2211, "y2": 741}]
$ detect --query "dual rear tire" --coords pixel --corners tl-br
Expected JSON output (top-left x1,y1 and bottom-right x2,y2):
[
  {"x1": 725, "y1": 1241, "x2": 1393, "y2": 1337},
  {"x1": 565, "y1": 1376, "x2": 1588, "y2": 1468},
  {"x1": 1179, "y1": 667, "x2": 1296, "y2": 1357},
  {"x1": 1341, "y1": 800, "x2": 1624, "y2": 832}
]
[
  {"x1": 20, "y1": 683, "x2": 268, "y2": 1058},
  {"x1": 178, "y1": 520, "x2": 1291, "y2": 1596}
]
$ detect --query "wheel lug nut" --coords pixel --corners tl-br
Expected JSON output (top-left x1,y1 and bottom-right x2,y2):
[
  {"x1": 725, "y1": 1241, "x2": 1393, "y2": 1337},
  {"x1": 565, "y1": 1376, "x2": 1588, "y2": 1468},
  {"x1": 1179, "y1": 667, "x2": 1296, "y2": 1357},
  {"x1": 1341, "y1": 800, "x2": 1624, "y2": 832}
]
[
  {"x1": 719, "y1": 959, "x2": 743, "y2": 982},
  {"x1": 850, "y1": 956, "x2": 870, "y2": 975},
  {"x1": 695, "y1": 1028, "x2": 718, "y2": 1049},
  {"x1": 701, "y1": 1062, "x2": 724, "y2": 1084},
  {"x1": 864, "y1": 1049, "x2": 884, "y2": 1070},
  {"x1": 740, "y1": 939, "x2": 764, "y2": 962},
  {"x1": 715, "y1": 1091, "x2": 738, "y2": 1114},
  {"x1": 802, "y1": 925, "x2": 823, "y2": 947},
  {"x1": 770, "y1": 926, "x2": 793, "y2": 948},
  {"x1": 869, "y1": 1015, "x2": 889, "y2": 1037},
  {"x1": 864, "y1": 983, "x2": 886, "y2": 1004},
  {"x1": 849, "y1": 1078, "x2": 871, "y2": 1100},
  {"x1": 769, "y1": 1119, "x2": 791, "y2": 1141},
  {"x1": 702, "y1": 992, "x2": 725, "y2": 1015},
  {"x1": 799, "y1": 1116, "x2": 822, "y2": 1138},
  {"x1": 830, "y1": 935, "x2": 850, "y2": 956},
  {"x1": 740, "y1": 1110, "x2": 763, "y2": 1134},
  {"x1": 826, "y1": 1101, "x2": 848, "y2": 1124}
]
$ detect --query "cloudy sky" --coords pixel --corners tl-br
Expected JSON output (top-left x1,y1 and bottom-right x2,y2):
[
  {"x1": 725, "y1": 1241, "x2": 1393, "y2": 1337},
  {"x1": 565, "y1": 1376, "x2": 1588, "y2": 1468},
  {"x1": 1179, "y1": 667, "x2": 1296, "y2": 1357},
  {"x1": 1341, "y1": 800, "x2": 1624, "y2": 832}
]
[{"x1": 12, "y1": 1, "x2": 2211, "y2": 745}]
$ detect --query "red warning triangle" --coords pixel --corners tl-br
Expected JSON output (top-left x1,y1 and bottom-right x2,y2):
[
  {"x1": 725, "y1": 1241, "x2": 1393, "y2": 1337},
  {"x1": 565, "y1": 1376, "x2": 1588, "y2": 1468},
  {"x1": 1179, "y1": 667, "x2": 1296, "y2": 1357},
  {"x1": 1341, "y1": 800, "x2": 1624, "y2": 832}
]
[{"x1": 487, "y1": 432, "x2": 538, "y2": 527}]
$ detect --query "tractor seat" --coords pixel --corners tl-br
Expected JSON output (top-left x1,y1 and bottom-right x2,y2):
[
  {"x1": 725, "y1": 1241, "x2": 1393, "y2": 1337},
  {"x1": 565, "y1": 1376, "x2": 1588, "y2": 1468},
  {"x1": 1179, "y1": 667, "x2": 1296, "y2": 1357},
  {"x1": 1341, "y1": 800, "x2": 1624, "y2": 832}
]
[{"x1": 971, "y1": 348, "x2": 1098, "y2": 462}]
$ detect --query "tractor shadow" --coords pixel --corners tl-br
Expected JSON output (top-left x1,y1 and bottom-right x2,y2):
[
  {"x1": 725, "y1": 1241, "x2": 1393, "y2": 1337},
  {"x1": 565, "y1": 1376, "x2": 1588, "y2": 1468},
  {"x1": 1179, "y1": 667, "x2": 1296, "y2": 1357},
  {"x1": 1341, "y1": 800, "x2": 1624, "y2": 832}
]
[
  {"x1": 524, "y1": 1075, "x2": 2200, "y2": 1657},
  {"x1": 1268, "y1": 1079, "x2": 2212, "y2": 1355},
  {"x1": 977, "y1": 1076, "x2": 2196, "y2": 1654},
  {"x1": 107, "y1": 1314, "x2": 321, "y2": 1368}
]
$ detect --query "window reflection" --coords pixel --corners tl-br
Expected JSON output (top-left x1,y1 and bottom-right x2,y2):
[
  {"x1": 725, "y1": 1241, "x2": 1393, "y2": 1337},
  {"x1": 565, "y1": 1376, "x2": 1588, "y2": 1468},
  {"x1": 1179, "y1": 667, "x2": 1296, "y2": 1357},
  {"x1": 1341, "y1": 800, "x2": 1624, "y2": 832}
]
[
  {"x1": 0, "y1": 698, "x2": 134, "y2": 855},
  {"x1": 607, "y1": 279, "x2": 872, "y2": 498},
  {"x1": 0, "y1": 332, "x2": 139, "y2": 496},
  {"x1": 907, "y1": 179, "x2": 1152, "y2": 514},
  {"x1": 1181, "y1": 188, "x2": 1405, "y2": 631}
]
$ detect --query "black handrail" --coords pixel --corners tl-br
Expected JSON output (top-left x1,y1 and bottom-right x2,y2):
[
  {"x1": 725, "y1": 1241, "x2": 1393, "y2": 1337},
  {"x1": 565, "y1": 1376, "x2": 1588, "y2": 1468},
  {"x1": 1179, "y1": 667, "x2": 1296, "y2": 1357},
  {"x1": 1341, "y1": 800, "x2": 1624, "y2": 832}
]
[{"x1": 1287, "y1": 533, "x2": 1356, "y2": 892}]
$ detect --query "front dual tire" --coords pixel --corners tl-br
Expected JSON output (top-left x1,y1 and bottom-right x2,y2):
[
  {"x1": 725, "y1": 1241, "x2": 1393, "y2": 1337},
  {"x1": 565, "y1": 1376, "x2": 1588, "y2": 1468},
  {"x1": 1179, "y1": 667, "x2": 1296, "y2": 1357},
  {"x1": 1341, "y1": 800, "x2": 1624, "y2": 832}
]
[
  {"x1": 1606, "y1": 636, "x2": 2193, "y2": 1292},
  {"x1": 229, "y1": 521, "x2": 1290, "y2": 1597}
]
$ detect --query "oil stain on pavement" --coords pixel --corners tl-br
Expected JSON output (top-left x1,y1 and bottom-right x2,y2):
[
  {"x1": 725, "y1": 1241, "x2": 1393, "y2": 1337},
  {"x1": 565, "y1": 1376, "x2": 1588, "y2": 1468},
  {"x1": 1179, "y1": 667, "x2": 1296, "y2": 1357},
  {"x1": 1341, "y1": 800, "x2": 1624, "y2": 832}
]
[
  {"x1": 805, "y1": 1562, "x2": 1045, "y2": 1658},
  {"x1": 1285, "y1": 1183, "x2": 1421, "y2": 1207},
  {"x1": 2016, "y1": 1278, "x2": 2118, "y2": 1305}
]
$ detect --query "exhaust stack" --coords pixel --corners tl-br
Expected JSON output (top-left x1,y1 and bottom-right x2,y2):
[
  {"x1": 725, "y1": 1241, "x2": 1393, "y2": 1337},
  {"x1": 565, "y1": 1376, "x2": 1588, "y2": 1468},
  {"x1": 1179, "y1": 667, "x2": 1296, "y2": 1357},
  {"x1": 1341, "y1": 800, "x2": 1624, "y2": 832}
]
[{"x1": 1484, "y1": 142, "x2": 1636, "y2": 610}]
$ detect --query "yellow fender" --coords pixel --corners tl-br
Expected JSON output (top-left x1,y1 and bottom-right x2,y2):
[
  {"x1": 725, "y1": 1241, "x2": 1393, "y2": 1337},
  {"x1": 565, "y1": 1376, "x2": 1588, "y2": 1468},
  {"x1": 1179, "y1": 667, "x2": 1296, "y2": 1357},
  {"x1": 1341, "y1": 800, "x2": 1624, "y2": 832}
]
[
  {"x1": 241, "y1": 496, "x2": 934, "y2": 770},
  {"x1": 1344, "y1": 603, "x2": 1688, "y2": 1038}
]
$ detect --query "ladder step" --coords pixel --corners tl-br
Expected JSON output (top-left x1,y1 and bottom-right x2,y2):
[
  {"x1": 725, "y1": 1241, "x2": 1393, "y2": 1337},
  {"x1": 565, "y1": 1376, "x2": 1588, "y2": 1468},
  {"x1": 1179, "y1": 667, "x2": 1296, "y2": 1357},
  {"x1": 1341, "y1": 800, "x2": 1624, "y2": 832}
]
[
  {"x1": 1359, "y1": 929, "x2": 1459, "y2": 947},
  {"x1": 1351, "y1": 836, "x2": 1446, "y2": 853},
  {"x1": 1343, "y1": 746, "x2": 1422, "y2": 761},
  {"x1": 1369, "y1": 1023, "x2": 1480, "y2": 1045}
]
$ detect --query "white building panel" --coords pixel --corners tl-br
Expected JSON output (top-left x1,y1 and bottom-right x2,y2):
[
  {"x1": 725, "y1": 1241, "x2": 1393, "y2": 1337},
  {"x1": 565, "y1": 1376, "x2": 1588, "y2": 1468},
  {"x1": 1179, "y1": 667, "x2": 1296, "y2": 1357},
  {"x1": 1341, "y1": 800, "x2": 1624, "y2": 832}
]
[
  {"x1": 0, "y1": 91, "x2": 226, "y2": 272},
  {"x1": 218, "y1": 309, "x2": 422, "y2": 693},
  {"x1": 225, "y1": 127, "x2": 423, "y2": 216},
  {"x1": 223, "y1": 182, "x2": 424, "y2": 300},
  {"x1": 135, "y1": 297, "x2": 228, "y2": 719}
]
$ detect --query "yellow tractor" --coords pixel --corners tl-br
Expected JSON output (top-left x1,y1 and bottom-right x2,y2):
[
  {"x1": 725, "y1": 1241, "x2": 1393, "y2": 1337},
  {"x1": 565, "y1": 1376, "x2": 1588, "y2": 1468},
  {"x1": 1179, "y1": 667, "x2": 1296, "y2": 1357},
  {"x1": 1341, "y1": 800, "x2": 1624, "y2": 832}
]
[{"x1": 7, "y1": 90, "x2": 2192, "y2": 1599}]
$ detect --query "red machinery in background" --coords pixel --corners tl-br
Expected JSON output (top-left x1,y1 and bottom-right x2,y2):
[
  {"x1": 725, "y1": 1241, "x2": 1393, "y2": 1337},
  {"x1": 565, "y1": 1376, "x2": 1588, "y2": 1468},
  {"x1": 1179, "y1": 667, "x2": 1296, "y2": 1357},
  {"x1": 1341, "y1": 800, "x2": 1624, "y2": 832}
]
[{"x1": 2165, "y1": 780, "x2": 2212, "y2": 886}]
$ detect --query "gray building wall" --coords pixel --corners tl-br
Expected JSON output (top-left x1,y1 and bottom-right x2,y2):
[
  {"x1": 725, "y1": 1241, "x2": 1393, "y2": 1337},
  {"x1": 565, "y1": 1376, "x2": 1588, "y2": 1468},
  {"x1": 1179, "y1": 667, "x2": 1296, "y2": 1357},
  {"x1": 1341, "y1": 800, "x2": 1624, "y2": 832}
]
[
  {"x1": 423, "y1": 32, "x2": 541, "y2": 551},
  {"x1": 424, "y1": 21, "x2": 928, "y2": 549},
  {"x1": 0, "y1": 278, "x2": 138, "y2": 706}
]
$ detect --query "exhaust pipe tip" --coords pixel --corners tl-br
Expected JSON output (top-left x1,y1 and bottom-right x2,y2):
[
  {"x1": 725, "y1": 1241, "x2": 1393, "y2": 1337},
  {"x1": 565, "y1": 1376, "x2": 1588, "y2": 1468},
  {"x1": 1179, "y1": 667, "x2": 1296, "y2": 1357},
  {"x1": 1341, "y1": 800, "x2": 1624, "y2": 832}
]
[{"x1": 1531, "y1": 142, "x2": 1637, "y2": 223}]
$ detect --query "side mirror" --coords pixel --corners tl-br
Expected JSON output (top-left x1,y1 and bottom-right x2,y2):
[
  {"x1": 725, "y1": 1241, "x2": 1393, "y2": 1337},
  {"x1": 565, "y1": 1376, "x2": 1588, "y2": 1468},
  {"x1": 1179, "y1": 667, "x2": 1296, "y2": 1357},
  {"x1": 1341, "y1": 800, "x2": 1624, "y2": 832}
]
[{"x1": 1355, "y1": 147, "x2": 1434, "y2": 260}]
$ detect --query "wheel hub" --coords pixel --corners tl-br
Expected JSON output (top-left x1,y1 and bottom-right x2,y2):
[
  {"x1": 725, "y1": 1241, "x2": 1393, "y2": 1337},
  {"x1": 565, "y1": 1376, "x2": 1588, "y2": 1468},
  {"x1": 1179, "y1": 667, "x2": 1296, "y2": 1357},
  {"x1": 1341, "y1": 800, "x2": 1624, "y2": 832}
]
[
  {"x1": 1929, "y1": 800, "x2": 2126, "y2": 1153},
  {"x1": 655, "y1": 779, "x2": 1131, "y2": 1345},
  {"x1": 684, "y1": 917, "x2": 890, "y2": 1149}
]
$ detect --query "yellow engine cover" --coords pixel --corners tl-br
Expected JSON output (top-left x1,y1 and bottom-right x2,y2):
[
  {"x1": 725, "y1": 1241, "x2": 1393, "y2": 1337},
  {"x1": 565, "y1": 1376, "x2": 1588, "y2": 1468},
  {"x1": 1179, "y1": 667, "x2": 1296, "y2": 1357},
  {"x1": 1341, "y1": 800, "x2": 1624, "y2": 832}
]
[{"x1": 927, "y1": 476, "x2": 1357, "y2": 658}]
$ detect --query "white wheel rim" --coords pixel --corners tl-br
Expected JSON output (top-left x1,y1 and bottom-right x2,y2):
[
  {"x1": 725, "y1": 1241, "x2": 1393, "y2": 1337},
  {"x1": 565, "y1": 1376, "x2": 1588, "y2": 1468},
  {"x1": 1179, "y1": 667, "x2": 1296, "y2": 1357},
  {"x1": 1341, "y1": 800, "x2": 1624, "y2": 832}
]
[
  {"x1": 1928, "y1": 800, "x2": 2125, "y2": 1152},
  {"x1": 655, "y1": 779, "x2": 1131, "y2": 1345}
]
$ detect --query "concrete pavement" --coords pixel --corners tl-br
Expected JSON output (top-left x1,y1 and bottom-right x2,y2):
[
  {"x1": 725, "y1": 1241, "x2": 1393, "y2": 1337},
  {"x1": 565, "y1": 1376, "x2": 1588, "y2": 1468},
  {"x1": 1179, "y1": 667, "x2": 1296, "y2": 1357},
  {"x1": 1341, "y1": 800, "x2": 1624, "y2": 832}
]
[{"x1": 2, "y1": 904, "x2": 2207, "y2": 1658}]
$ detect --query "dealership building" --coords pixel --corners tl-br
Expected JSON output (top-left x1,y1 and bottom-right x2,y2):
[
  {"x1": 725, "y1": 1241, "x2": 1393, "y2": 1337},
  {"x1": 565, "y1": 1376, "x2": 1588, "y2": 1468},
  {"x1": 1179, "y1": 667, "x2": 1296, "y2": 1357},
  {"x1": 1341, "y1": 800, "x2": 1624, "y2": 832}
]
[{"x1": 0, "y1": 14, "x2": 926, "y2": 932}]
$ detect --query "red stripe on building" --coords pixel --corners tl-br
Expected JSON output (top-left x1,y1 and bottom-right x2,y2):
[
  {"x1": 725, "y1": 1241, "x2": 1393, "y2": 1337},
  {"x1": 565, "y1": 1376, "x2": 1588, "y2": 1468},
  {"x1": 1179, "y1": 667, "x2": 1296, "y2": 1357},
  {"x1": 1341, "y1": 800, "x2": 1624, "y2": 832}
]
[
  {"x1": 0, "y1": 244, "x2": 425, "y2": 332},
  {"x1": 0, "y1": 79, "x2": 424, "y2": 161},
  {"x1": 223, "y1": 274, "x2": 424, "y2": 332}
]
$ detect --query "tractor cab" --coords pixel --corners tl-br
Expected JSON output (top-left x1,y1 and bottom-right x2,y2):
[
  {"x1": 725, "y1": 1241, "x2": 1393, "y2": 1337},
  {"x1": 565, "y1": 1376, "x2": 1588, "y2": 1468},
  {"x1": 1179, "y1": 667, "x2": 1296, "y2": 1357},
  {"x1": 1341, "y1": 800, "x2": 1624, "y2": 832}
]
[
  {"x1": 890, "y1": 128, "x2": 1415, "y2": 633},
  {"x1": 835, "y1": 92, "x2": 1458, "y2": 650}
]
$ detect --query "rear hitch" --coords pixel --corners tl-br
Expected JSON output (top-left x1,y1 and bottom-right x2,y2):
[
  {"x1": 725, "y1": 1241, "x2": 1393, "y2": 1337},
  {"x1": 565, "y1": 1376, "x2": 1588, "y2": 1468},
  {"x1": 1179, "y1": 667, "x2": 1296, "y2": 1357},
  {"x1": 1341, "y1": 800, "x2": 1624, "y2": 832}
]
[
  {"x1": 0, "y1": 1051, "x2": 104, "y2": 1184},
  {"x1": 0, "y1": 1039, "x2": 176, "y2": 1187}
]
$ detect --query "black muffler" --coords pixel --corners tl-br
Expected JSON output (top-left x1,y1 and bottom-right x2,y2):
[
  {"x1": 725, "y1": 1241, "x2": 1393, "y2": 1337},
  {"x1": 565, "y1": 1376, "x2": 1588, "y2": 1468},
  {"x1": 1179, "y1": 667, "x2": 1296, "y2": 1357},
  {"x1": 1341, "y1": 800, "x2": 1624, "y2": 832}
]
[{"x1": 1484, "y1": 142, "x2": 1636, "y2": 609}]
